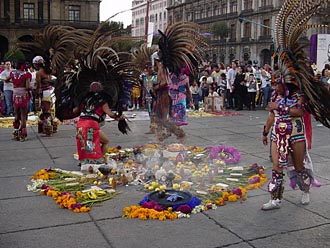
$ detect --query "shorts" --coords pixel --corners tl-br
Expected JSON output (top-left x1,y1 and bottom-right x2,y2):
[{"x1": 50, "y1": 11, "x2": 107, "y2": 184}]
[{"x1": 132, "y1": 87, "x2": 140, "y2": 98}]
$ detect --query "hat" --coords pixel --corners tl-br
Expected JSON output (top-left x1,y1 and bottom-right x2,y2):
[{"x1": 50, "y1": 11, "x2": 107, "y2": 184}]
[{"x1": 32, "y1": 56, "x2": 44, "y2": 64}]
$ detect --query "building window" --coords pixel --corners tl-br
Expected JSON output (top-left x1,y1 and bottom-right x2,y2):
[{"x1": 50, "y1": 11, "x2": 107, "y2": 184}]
[
  {"x1": 214, "y1": 5, "x2": 219, "y2": 16},
  {"x1": 230, "y1": 1, "x2": 237, "y2": 13},
  {"x1": 207, "y1": 7, "x2": 211, "y2": 17},
  {"x1": 244, "y1": 22, "x2": 251, "y2": 38},
  {"x1": 230, "y1": 24, "x2": 236, "y2": 40},
  {"x1": 23, "y1": 3, "x2": 34, "y2": 20},
  {"x1": 186, "y1": 12, "x2": 192, "y2": 22},
  {"x1": 261, "y1": 0, "x2": 271, "y2": 7},
  {"x1": 201, "y1": 9, "x2": 204, "y2": 18},
  {"x1": 221, "y1": 3, "x2": 227, "y2": 15},
  {"x1": 68, "y1": 5, "x2": 80, "y2": 22},
  {"x1": 244, "y1": 0, "x2": 253, "y2": 10},
  {"x1": 262, "y1": 19, "x2": 271, "y2": 36},
  {"x1": 195, "y1": 10, "x2": 200, "y2": 19}
]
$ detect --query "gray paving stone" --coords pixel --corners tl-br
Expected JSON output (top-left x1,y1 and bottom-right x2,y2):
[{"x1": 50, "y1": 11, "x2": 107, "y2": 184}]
[
  {"x1": 0, "y1": 196, "x2": 91, "y2": 233},
  {"x1": 250, "y1": 224, "x2": 330, "y2": 248},
  {"x1": 0, "y1": 222, "x2": 109, "y2": 248},
  {"x1": 205, "y1": 194, "x2": 330, "y2": 241},
  {"x1": 1, "y1": 109, "x2": 330, "y2": 247},
  {"x1": 97, "y1": 214, "x2": 242, "y2": 248}
]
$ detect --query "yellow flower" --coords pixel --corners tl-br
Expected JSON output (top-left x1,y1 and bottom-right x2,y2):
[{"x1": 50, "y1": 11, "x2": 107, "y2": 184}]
[
  {"x1": 222, "y1": 192, "x2": 229, "y2": 201},
  {"x1": 228, "y1": 194, "x2": 238, "y2": 202}
]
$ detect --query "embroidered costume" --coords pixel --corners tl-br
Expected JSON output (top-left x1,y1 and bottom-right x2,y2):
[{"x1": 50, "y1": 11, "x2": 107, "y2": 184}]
[
  {"x1": 10, "y1": 65, "x2": 32, "y2": 141},
  {"x1": 261, "y1": 0, "x2": 330, "y2": 210},
  {"x1": 76, "y1": 93, "x2": 107, "y2": 164},
  {"x1": 169, "y1": 72, "x2": 190, "y2": 126},
  {"x1": 270, "y1": 92, "x2": 305, "y2": 167}
]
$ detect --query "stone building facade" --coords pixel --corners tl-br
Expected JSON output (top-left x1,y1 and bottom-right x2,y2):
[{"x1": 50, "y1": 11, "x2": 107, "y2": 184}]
[
  {"x1": 166, "y1": 0, "x2": 330, "y2": 66},
  {"x1": 0, "y1": 0, "x2": 101, "y2": 60},
  {"x1": 132, "y1": 0, "x2": 168, "y2": 37}
]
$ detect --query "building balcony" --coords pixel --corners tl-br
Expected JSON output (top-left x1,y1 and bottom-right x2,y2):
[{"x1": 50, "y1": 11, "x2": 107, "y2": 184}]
[
  {"x1": 258, "y1": 35, "x2": 272, "y2": 41},
  {"x1": 241, "y1": 37, "x2": 254, "y2": 43},
  {"x1": 240, "y1": 9, "x2": 254, "y2": 15},
  {"x1": 0, "y1": 18, "x2": 99, "y2": 29},
  {"x1": 196, "y1": 11, "x2": 238, "y2": 23},
  {"x1": 258, "y1": 5, "x2": 274, "y2": 12}
]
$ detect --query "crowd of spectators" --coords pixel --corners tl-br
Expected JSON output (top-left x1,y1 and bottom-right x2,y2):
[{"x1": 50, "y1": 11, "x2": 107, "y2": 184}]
[{"x1": 1, "y1": 58, "x2": 330, "y2": 117}]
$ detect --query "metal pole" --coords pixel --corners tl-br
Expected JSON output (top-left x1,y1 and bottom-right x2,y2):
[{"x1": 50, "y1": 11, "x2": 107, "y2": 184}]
[
  {"x1": 238, "y1": 16, "x2": 274, "y2": 31},
  {"x1": 145, "y1": 0, "x2": 151, "y2": 43}
]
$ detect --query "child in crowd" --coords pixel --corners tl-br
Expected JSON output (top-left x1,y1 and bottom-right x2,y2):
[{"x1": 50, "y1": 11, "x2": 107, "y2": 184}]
[
  {"x1": 208, "y1": 86, "x2": 219, "y2": 97},
  {"x1": 218, "y1": 73, "x2": 227, "y2": 109},
  {"x1": 190, "y1": 79, "x2": 200, "y2": 111},
  {"x1": 246, "y1": 73, "x2": 259, "y2": 110}
]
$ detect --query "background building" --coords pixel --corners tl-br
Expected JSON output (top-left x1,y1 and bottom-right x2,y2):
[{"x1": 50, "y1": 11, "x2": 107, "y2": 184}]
[
  {"x1": 0, "y1": 0, "x2": 101, "y2": 61},
  {"x1": 132, "y1": 0, "x2": 167, "y2": 38},
  {"x1": 166, "y1": 0, "x2": 330, "y2": 67}
]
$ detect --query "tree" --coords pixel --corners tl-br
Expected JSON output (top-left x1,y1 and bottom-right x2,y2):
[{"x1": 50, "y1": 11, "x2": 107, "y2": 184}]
[
  {"x1": 4, "y1": 49, "x2": 25, "y2": 62},
  {"x1": 212, "y1": 21, "x2": 229, "y2": 39}
]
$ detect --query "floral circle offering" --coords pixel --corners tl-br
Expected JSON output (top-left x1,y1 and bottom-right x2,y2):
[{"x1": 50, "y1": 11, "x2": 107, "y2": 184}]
[
  {"x1": 28, "y1": 144, "x2": 266, "y2": 218},
  {"x1": 208, "y1": 146, "x2": 241, "y2": 164}
]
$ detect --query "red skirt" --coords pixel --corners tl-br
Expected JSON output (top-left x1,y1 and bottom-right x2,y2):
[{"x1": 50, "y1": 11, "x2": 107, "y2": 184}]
[
  {"x1": 13, "y1": 93, "x2": 30, "y2": 108},
  {"x1": 76, "y1": 118, "x2": 103, "y2": 161}
]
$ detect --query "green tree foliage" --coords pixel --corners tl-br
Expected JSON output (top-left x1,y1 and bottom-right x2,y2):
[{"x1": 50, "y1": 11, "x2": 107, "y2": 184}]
[
  {"x1": 4, "y1": 49, "x2": 25, "y2": 62},
  {"x1": 212, "y1": 21, "x2": 229, "y2": 39}
]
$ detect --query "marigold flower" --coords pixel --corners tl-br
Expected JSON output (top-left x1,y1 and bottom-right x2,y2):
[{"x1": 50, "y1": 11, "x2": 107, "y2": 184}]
[
  {"x1": 222, "y1": 192, "x2": 229, "y2": 200},
  {"x1": 228, "y1": 194, "x2": 238, "y2": 202}
]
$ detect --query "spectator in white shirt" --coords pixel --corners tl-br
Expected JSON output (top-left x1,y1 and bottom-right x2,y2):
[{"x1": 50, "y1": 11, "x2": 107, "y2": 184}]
[
  {"x1": 226, "y1": 60, "x2": 238, "y2": 109},
  {"x1": 0, "y1": 60, "x2": 14, "y2": 116}
]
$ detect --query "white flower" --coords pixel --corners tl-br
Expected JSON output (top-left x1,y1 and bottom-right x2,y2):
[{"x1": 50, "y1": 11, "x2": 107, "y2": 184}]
[{"x1": 26, "y1": 179, "x2": 47, "y2": 192}]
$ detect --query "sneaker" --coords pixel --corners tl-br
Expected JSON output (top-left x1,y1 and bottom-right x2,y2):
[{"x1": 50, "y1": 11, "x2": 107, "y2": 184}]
[
  {"x1": 261, "y1": 199, "x2": 281, "y2": 210},
  {"x1": 301, "y1": 192, "x2": 310, "y2": 205}
]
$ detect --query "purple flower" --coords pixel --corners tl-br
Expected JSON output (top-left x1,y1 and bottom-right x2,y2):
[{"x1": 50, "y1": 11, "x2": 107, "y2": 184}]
[
  {"x1": 176, "y1": 204, "x2": 192, "y2": 214},
  {"x1": 59, "y1": 192, "x2": 70, "y2": 196},
  {"x1": 249, "y1": 176, "x2": 260, "y2": 184},
  {"x1": 208, "y1": 146, "x2": 241, "y2": 164},
  {"x1": 153, "y1": 205, "x2": 164, "y2": 211},
  {"x1": 141, "y1": 200, "x2": 158, "y2": 209},
  {"x1": 41, "y1": 184, "x2": 49, "y2": 190},
  {"x1": 232, "y1": 188, "x2": 242, "y2": 196},
  {"x1": 71, "y1": 203, "x2": 82, "y2": 209}
]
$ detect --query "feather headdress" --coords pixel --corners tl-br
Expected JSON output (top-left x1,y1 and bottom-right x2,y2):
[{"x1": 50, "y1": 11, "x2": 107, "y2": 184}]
[
  {"x1": 59, "y1": 23, "x2": 141, "y2": 134},
  {"x1": 274, "y1": 0, "x2": 330, "y2": 128},
  {"x1": 157, "y1": 22, "x2": 208, "y2": 74},
  {"x1": 132, "y1": 43, "x2": 157, "y2": 73},
  {"x1": 16, "y1": 25, "x2": 91, "y2": 77}
]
